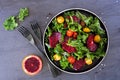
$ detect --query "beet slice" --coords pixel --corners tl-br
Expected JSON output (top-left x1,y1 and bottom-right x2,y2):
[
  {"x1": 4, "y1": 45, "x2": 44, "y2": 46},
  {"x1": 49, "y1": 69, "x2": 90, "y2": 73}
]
[
  {"x1": 62, "y1": 42, "x2": 76, "y2": 53},
  {"x1": 73, "y1": 59, "x2": 85, "y2": 71},
  {"x1": 87, "y1": 34, "x2": 94, "y2": 45},
  {"x1": 72, "y1": 16, "x2": 80, "y2": 23},
  {"x1": 61, "y1": 36, "x2": 76, "y2": 53},
  {"x1": 87, "y1": 34, "x2": 98, "y2": 52},
  {"x1": 64, "y1": 22, "x2": 68, "y2": 28},
  {"x1": 87, "y1": 41, "x2": 98, "y2": 52},
  {"x1": 64, "y1": 36, "x2": 69, "y2": 43},
  {"x1": 49, "y1": 32, "x2": 61, "y2": 48}
]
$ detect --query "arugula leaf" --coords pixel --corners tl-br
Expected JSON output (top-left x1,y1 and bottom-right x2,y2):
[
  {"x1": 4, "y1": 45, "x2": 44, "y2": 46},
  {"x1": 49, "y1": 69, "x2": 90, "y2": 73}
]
[
  {"x1": 74, "y1": 52, "x2": 84, "y2": 60},
  {"x1": 81, "y1": 33, "x2": 88, "y2": 43},
  {"x1": 60, "y1": 56, "x2": 69, "y2": 69},
  {"x1": 89, "y1": 17, "x2": 105, "y2": 35},
  {"x1": 54, "y1": 44, "x2": 64, "y2": 54},
  {"x1": 81, "y1": 46, "x2": 89, "y2": 52},
  {"x1": 64, "y1": 11, "x2": 75, "y2": 17},
  {"x1": 3, "y1": 16, "x2": 18, "y2": 30},
  {"x1": 77, "y1": 23, "x2": 82, "y2": 32},
  {"x1": 76, "y1": 11, "x2": 87, "y2": 20},
  {"x1": 67, "y1": 39, "x2": 82, "y2": 47},
  {"x1": 84, "y1": 16, "x2": 93, "y2": 26},
  {"x1": 86, "y1": 52, "x2": 95, "y2": 60},
  {"x1": 69, "y1": 16, "x2": 74, "y2": 24},
  {"x1": 17, "y1": 8, "x2": 29, "y2": 21},
  {"x1": 99, "y1": 38, "x2": 107, "y2": 48},
  {"x1": 61, "y1": 52, "x2": 70, "y2": 57},
  {"x1": 67, "y1": 32, "x2": 88, "y2": 47},
  {"x1": 70, "y1": 64, "x2": 73, "y2": 68},
  {"x1": 44, "y1": 27, "x2": 52, "y2": 43},
  {"x1": 46, "y1": 26, "x2": 52, "y2": 37},
  {"x1": 67, "y1": 21, "x2": 82, "y2": 33},
  {"x1": 74, "y1": 46, "x2": 89, "y2": 60}
]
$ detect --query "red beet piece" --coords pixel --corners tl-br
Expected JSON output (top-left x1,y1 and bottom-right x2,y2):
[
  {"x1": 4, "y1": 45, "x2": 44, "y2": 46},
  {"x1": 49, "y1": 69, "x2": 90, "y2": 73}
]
[
  {"x1": 87, "y1": 34, "x2": 98, "y2": 52},
  {"x1": 64, "y1": 36, "x2": 69, "y2": 43},
  {"x1": 87, "y1": 34, "x2": 94, "y2": 45},
  {"x1": 66, "y1": 16, "x2": 80, "y2": 23},
  {"x1": 73, "y1": 59, "x2": 85, "y2": 71},
  {"x1": 87, "y1": 41, "x2": 98, "y2": 52},
  {"x1": 72, "y1": 16, "x2": 80, "y2": 23},
  {"x1": 64, "y1": 22, "x2": 68, "y2": 28},
  {"x1": 62, "y1": 42, "x2": 76, "y2": 53},
  {"x1": 49, "y1": 32, "x2": 61, "y2": 48},
  {"x1": 62, "y1": 36, "x2": 76, "y2": 53},
  {"x1": 66, "y1": 16, "x2": 70, "y2": 19}
]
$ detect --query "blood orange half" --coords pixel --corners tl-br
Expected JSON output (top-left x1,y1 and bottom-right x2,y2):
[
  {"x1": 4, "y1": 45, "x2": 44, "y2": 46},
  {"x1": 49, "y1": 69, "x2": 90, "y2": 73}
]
[{"x1": 22, "y1": 55, "x2": 42, "y2": 76}]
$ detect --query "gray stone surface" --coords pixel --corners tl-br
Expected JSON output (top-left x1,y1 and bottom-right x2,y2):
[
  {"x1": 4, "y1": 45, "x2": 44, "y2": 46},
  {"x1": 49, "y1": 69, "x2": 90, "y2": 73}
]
[{"x1": 0, "y1": 0, "x2": 120, "y2": 80}]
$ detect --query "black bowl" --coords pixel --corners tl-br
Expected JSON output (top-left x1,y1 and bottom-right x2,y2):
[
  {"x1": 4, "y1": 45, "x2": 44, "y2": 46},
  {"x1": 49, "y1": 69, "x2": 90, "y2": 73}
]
[{"x1": 43, "y1": 8, "x2": 109, "y2": 74}]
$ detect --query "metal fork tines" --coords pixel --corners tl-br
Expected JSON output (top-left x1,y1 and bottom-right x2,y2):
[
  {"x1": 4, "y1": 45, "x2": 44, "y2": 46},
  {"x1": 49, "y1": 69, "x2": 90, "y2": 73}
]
[
  {"x1": 17, "y1": 26, "x2": 35, "y2": 45},
  {"x1": 30, "y1": 21, "x2": 41, "y2": 40}
]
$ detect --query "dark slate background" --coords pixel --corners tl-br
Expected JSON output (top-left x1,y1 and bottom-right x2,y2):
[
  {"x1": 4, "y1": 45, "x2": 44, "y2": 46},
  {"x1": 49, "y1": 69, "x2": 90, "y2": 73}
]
[{"x1": 0, "y1": 0, "x2": 120, "y2": 80}]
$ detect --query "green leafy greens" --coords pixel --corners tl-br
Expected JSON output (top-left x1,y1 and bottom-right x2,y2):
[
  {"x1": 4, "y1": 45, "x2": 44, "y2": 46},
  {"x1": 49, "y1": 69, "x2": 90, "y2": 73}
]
[
  {"x1": 54, "y1": 44, "x2": 64, "y2": 54},
  {"x1": 45, "y1": 10, "x2": 108, "y2": 70},
  {"x1": 3, "y1": 8, "x2": 29, "y2": 30},
  {"x1": 3, "y1": 16, "x2": 18, "y2": 30},
  {"x1": 17, "y1": 8, "x2": 29, "y2": 21}
]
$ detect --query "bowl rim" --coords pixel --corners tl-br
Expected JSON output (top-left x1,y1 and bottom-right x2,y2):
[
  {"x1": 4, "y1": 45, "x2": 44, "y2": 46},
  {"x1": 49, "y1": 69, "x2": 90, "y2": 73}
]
[{"x1": 43, "y1": 8, "x2": 109, "y2": 74}]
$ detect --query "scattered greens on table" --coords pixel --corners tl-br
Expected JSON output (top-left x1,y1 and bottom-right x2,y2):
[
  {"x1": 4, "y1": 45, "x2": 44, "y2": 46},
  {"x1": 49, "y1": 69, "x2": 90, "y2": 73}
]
[
  {"x1": 17, "y1": 8, "x2": 29, "y2": 21},
  {"x1": 3, "y1": 8, "x2": 29, "y2": 30},
  {"x1": 45, "y1": 10, "x2": 108, "y2": 70},
  {"x1": 3, "y1": 16, "x2": 18, "y2": 30}
]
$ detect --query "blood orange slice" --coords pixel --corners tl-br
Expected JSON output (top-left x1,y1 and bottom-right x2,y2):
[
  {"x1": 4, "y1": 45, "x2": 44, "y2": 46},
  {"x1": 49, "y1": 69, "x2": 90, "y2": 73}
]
[{"x1": 22, "y1": 55, "x2": 42, "y2": 76}]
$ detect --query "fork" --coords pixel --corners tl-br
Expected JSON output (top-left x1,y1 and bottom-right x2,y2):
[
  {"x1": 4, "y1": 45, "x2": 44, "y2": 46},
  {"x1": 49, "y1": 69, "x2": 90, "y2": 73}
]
[
  {"x1": 17, "y1": 26, "x2": 42, "y2": 52},
  {"x1": 17, "y1": 26, "x2": 36, "y2": 46},
  {"x1": 30, "y1": 21, "x2": 62, "y2": 77},
  {"x1": 30, "y1": 21, "x2": 43, "y2": 45},
  {"x1": 18, "y1": 25, "x2": 61, "y2": 77}
]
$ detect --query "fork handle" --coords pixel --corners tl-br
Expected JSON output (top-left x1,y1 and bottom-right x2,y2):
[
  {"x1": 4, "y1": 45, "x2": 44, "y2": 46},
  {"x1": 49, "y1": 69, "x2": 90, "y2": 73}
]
[{"x1": 47, "y1": 62, "x2": 61, "y2": 77}]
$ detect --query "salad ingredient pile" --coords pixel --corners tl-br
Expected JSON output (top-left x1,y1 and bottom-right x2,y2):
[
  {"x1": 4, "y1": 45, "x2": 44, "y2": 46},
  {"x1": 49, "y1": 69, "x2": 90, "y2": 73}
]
[{"x1": 45, "y1": 10, "x2": 107, "y2": 71}]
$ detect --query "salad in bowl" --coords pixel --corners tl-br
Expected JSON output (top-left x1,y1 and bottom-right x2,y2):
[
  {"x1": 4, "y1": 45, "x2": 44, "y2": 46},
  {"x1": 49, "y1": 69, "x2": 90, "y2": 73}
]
[{"x1": 44, "y1": 9, "x2": 108, "y2": 73}]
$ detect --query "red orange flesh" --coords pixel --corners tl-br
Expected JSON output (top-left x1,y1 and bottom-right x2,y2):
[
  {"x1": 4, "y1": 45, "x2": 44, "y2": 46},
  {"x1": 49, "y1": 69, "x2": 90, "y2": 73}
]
[{"x1": 22, "y1": 55, "x2": 42, "y2": 76}]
